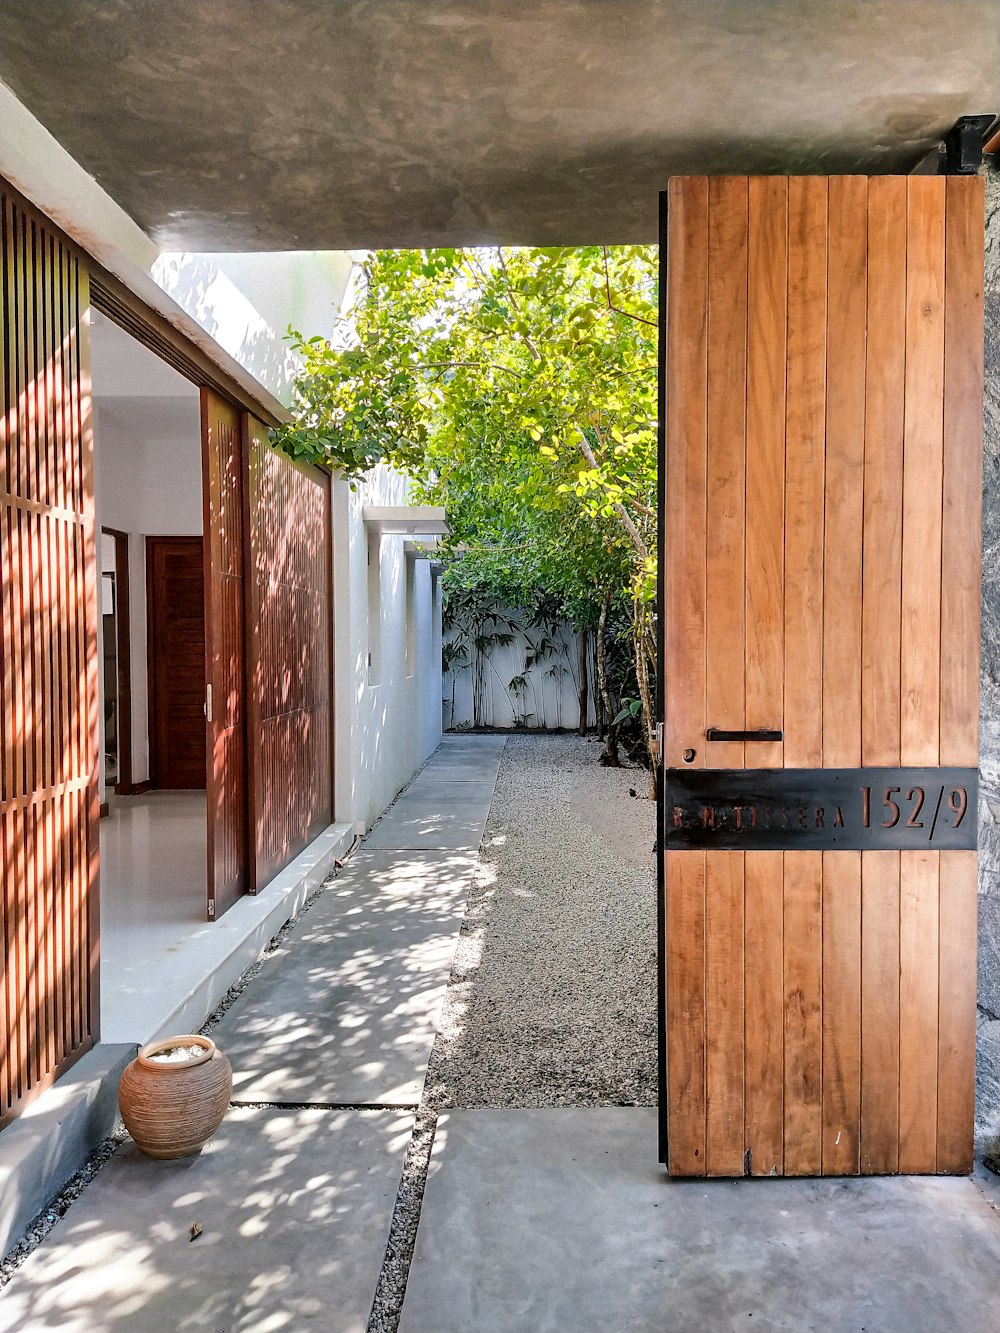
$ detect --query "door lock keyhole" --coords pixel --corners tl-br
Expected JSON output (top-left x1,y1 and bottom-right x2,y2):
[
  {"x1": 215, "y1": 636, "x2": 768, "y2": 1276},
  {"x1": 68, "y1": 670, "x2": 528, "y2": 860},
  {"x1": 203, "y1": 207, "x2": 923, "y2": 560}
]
[{"x1": 682, "y1": 748, "x2": 696, "y2": 764}]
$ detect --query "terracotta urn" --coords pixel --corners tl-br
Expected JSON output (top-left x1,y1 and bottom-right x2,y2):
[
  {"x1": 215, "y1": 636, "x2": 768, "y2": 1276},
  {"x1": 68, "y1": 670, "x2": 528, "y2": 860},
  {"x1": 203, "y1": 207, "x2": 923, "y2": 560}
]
[{"x1": 118, "y1": 1034, "x2": 232, "y2": 1159}]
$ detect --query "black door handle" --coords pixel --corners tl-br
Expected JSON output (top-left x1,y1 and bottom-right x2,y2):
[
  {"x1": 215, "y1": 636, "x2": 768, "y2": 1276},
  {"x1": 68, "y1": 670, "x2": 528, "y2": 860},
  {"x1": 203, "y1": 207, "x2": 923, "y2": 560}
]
[{"x1": 706, "y1": 728, "x2": 783, "y2": 742}]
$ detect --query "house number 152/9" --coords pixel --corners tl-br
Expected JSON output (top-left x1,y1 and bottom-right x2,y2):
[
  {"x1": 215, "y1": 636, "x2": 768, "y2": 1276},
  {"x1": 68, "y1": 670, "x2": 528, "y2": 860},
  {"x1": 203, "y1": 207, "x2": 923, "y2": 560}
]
[{"x1": 861, "y1": 784, "x2": 968, "y2": 837}]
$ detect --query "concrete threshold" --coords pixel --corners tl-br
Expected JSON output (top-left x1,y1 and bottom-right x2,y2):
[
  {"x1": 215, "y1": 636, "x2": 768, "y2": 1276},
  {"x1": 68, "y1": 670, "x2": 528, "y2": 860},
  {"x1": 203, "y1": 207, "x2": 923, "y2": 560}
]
[{"x1": 0, "y1": 820, "x2": 354, "y2": 1261}]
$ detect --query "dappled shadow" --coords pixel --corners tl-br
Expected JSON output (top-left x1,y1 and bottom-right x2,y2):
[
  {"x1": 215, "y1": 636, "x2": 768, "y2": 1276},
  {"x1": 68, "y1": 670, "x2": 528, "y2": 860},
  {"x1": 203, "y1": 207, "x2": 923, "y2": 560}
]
[
  {"x1": 212, "y1": 851, "x2": 481, "y2": 1106},
  {"x1": 0, "y1": 1106, "x2": 413, "y2": 1332}
]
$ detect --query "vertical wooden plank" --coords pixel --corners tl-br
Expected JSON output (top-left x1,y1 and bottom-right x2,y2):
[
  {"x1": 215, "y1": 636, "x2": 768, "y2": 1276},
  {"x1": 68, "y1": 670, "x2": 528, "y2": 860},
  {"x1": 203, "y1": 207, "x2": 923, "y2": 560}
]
[
  {"x1": 940, "y1": 174, "x2": 983, "y2": 766},
  {"x1": 859, "y1": 177, "x2": 906, "y2": 1177},
  {"x1": 937, "y1": 850, "x2": 977, "y2": 1172},
  {"x1": 821, "y1": 851, "x2": 862, "y2": 1174},
  {"x1": 742, "y1": 176, "x2": 787, "y2": 1177},
  {"x1": 702, "y1": 179, "x2": 748, "y2": 1178},
  {"x1": 824, "y1": 177, "x2": 867, "y2": 766},
  {"x1": 744, "y1": 850, "x2": 783, "y2": 1175},
  {"x1": 666, "y1": 851, "x2": 707, "y2": 1175},
  {"x1": 782, "y1": 850, "x2": 823, "y2": 1175},
  {"x1": 745, "y1": 177, "x2": 786, "y2": 767},
  {"x1": 664, "y1": 176, "x2": 708, "y2": 769},
  {"x1": 705, "y1": 850, "x2": 745, "y2": 1175},
  {"x1": 663, "y1": 178, "x2": 708, "y2": 1174},
  {"x1": 862, "y1": 178, "x2": 905, "y2": 766},
  {"x1": 77, "y1": 267, "x2": 100, "y2": 1045},
  {"x1": 934, "y1": 176, "x2": 983, "y2": 1174},
  {"x1": 821, "y1": 177, "x2": 867, "y2": 1176},
  {"x1": 897, "y1": 177, "x2": 945, "y2": 1177},
  {"x1": 899, "y1": 851, "x2": 940, "y2": 1173},
  {"x1": 781, "y1": 177, "x2": 826, "y2": 1177},
  {"x1": 705, "y1": 177, "x2": 747, "y2": 771},
  {"x1": 901, "y1": 177, "x2": 945, "y2": 765},
  {"x1": 784, "y1": 175, "x2": 827, "y2": 767}
]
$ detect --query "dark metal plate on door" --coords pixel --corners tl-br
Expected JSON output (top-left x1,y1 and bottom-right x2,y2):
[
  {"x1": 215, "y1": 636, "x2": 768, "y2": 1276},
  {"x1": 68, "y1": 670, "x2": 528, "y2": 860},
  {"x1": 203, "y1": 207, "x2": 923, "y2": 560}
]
[{"x1": 663, "y1": 767, "x2": 978, "y2": 851}]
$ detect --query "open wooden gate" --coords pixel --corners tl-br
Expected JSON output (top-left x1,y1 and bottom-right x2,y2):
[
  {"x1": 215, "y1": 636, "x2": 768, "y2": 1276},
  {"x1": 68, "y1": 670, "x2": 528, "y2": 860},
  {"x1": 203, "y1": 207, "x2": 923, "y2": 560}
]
[
  {"x1": 1, "y1": 186, "x2": 99, "y2": 1126},
  {"x1": 660, "y1": 175, "x2": 983, "y2": 1176},
  {"x1": 245, "y1": 416, "x2": 333, "y2": 891},
  {"x1": 202, "y1": 388, "x2": 249, "y2": 920}
]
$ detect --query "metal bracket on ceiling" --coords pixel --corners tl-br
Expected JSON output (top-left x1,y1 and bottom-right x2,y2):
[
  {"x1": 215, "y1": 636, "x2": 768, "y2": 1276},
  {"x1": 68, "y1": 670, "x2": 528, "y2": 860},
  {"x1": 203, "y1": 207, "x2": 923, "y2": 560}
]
[{"x1": 938, "y1": 115, "x2": 998, "y2": 174}]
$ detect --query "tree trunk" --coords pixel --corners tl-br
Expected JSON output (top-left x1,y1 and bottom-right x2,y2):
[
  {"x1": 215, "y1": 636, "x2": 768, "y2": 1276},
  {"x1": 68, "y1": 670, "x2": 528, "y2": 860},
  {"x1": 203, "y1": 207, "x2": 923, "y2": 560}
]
[
  {"x1": 577, "y1": 628, "x2": 589, "y2": 735},
  {"x1": 633, "y1": 602, "x2": 658, "y2": 799},
  {"x1": 596, "y1": 593, "x2": 620, "y2": 765}
]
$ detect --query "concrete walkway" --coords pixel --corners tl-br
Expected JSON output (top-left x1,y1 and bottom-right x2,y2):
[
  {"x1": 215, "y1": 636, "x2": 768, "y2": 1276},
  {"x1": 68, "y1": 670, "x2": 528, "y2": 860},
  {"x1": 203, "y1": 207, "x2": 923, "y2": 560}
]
[
  {"x1": 0, "y1": 736, "x2": 504, "y2": 1333},
  {"x1": 5, "y1": 733, "x2": 1000, "y2": 1333},
  {"x1": 400, "y1": 1109, "x2": 1000, "y2": 1333}
]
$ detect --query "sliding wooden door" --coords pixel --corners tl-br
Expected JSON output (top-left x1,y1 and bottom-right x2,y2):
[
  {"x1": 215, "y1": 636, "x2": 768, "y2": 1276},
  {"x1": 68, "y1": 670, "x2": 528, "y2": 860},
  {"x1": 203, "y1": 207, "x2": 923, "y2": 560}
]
[
  {"x1": 1, "y1": 185, "x2": 99, "y2": 1125},
  {"x1": 201, "y1": 388, "x2": 248, "y2": 920},
  {"x1": 660, "y1": 176, "x2": 983, "y2": 1176},
  {"x1": 245, "y1": 416, "x2": 333, "y2": 890}
]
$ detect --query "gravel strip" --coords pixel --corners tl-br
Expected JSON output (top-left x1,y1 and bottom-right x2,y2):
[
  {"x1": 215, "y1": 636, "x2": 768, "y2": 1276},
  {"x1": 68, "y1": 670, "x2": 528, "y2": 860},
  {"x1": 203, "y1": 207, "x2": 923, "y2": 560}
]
[{"x1": 423, "y1": 733, "x2": 657, "y2": 1110}]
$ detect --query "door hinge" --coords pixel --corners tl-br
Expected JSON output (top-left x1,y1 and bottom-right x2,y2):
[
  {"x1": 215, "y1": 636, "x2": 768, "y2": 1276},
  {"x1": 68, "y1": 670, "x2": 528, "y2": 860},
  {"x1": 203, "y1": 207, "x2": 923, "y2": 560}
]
[
  {"x1": 207, "y1": 898, "x2": 215, "y2": 920},
  {"x1": 205, "y1": 683, "x2": 213, "y2": 722}
]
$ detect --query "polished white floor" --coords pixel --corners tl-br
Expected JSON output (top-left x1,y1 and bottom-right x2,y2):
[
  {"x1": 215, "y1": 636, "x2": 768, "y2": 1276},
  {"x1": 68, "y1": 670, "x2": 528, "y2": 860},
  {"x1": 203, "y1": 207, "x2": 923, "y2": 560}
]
[
  {"x1": 99, "y1": 791, "x2": 208, "y2": 1041},
  {"x1": 99, "y1": 792, "x2": 353, "y2": 1044}
]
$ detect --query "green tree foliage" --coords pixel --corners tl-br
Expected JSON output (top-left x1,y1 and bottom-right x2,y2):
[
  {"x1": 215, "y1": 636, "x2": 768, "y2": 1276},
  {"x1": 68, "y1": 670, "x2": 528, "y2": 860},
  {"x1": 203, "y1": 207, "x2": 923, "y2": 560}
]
[{"x1": 272, "y1": 245, "x2": 658, "y2": 787}]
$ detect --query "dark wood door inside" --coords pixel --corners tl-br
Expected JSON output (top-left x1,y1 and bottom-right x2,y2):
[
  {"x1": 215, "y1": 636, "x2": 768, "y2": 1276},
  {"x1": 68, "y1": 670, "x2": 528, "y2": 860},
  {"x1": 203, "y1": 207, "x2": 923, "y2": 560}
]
[{"x1": 147, "y1": 537, "x2": 206, "y2": 790}]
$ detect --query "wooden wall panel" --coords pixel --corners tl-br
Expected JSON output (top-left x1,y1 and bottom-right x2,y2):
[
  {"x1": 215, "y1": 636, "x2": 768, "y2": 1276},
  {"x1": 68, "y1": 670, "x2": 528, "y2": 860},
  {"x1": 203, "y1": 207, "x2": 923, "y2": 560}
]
[
  {"x1": 202, "y1": 388, "x2": 248, "y2": 920},
  {"x1": 662, "y1": 175, "x2": 984, "y2": 1177},
  {"x1": 245, "y1": 417, "x2": 333, "y2": 890},
  {"x1": 1, "y1": 187, "x2": 98, "y2": 1128}
]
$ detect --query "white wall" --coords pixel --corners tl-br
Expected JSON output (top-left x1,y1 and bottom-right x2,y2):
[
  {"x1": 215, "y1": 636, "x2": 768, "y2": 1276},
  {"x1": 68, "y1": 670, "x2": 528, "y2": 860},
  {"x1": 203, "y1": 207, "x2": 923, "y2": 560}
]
[
  {"x1": 333, "y1": 466, "x2": 443, "y2": 832},
  {"x1": 444, "y1": 607, "x2": 597, "y2": 732}
]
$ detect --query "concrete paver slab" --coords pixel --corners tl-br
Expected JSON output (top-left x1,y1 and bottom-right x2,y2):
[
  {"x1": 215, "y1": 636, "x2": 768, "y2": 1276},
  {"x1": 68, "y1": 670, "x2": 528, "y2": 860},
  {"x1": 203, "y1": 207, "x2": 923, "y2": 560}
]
[
  {"x1": 0, "y1": 1106, "x2": 412, "y2": 1333},
  {"x1": 212, "y1": 853, "x2": 478, "y2": 1105},
  {"x1": 362, "y1": 807, "x2": 490, "y2": 851},
  {"x1": 363, "y1": 736, "x2": 503, "y2": 851},
  {"x1": 400, "y1": 1108, "x2": 1000, "y2": 1333}
]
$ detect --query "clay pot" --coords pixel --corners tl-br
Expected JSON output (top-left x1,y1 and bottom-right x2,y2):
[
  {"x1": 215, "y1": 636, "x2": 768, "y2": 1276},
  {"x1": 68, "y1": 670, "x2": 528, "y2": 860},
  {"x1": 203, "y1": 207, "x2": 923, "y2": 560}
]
[{"x1": 118, "y1": 1034, "x2": 232, "y2": 1159}]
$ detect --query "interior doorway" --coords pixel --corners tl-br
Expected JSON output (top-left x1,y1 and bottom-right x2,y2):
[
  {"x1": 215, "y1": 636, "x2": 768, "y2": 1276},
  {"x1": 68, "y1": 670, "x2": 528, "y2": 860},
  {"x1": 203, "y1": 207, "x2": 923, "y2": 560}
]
[
  {"x1": 146, "y1": 536, "x2": 207, "y2": 790},
  {"x1": 91, "y1": 309, "x2": 212, "y2": 1034}
]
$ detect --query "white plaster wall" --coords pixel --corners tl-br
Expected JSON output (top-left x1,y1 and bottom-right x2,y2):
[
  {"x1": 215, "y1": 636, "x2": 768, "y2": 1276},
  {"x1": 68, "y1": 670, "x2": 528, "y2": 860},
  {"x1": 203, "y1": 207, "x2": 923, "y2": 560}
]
[
  {"x1": 333, "y1": 466, "x2": 443, "y2": 832},
  {"x1": 445, "y1": 608, "x2": 598, "y2": 732}
]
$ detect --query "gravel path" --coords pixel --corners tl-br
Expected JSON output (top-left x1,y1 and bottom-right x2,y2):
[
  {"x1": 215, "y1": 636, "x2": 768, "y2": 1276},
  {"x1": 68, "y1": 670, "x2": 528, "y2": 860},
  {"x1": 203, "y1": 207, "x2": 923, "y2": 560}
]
[{"x1": 423, "y1": 733, "x2": 658, "y2": 1110}]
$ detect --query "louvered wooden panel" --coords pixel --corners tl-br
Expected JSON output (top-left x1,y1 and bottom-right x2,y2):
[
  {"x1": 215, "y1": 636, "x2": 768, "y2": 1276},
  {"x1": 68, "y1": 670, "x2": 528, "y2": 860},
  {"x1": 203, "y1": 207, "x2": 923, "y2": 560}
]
[
  {"x1": 202, "y1": 389, "x2": 248, "y2": 920},
  {"x1": 661, "y1": 176, "x2": 983, "y2": 1177},
  {"x1": 1, "y1": 187, "x2": 99, "y2": 1128},
  {"x1": 246, "y1": 416, "x2": 333, "y2": 890}
]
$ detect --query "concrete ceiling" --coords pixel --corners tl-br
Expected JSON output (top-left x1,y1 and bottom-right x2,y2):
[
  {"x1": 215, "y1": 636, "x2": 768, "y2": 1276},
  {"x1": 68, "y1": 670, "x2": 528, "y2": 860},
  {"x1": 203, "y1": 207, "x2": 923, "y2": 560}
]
[{"x1": 1, "y1": 1, "x2": 998, "y2": 249}]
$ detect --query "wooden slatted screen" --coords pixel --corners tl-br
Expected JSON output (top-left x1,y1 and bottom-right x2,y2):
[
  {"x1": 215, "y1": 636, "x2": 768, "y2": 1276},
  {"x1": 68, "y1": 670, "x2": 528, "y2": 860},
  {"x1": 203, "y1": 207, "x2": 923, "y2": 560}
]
[
  {"x1": 661, "y1": 175, "x2": 983, "y2": 1177},
  {"x1": 1, "y1": 186, "x2": 99, "y2": 1127},
  {"x1": 202, "y1": 388, "x2": 248, "y2": 920},
  {"x1": 245, "y1": 416, "x2": 333, "y2": 890}
]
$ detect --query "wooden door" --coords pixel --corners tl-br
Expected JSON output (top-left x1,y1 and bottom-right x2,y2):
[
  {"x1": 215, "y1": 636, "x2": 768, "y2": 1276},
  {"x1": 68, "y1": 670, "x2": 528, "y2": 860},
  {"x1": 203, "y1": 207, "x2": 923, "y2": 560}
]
[
  {"x1": 1, "y1": 185, "x2": 99, "y2": 1125},
  {"x1": 660, "y1": 176, "x2": 983, "y2": 1177},
  {"x1": 146, "y1": 537, "x2": 206, "y2": 790},
  {"x1": 245, "y1": 417, "x2": 333, "y2": 891},
  {"x1": 201, "y1": 389, "x2": 248, "y2": 920}
]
